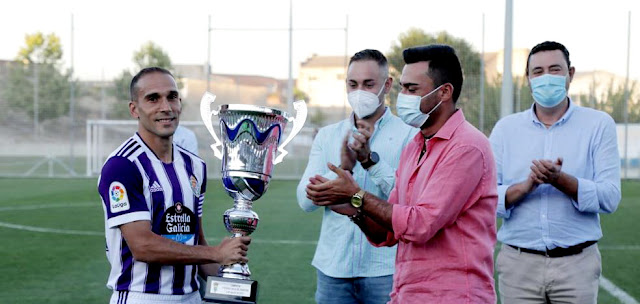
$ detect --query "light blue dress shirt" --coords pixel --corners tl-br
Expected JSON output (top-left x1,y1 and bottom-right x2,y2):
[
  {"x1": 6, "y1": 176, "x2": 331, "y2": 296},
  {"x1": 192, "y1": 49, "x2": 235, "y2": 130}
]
[
  {"x1": 297, "y1": 108, "x2": 418, "y2": 278},
  {"x1": 489, "y1": 100, "x2": 621, "y2": 251}
]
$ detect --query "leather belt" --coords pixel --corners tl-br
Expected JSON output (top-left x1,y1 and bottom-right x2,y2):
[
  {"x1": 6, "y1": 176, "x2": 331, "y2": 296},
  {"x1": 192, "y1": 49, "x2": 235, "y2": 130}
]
[{"x1": 508, "y1": 240, "x2": 597, "y2": 258}]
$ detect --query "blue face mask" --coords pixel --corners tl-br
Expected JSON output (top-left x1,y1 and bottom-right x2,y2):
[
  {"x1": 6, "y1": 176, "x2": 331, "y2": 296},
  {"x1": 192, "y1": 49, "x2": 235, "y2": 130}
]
[
  {"x1": 529, "y1": 74, "x2": 568, "y2": 108},
  {"x1": 396, "y1": 84, "x2": 443, "y2": 128}
]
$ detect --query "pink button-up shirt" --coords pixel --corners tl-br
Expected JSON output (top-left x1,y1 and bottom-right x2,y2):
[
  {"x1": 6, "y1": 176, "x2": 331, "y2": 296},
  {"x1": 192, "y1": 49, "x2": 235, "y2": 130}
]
[{"x1": 371, "y1": 110, "x2": 497, "y2": 303}]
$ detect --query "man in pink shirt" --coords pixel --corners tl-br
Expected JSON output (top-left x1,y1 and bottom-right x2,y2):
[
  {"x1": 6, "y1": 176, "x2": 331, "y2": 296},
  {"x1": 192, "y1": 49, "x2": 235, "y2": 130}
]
[{"x1": 306, "y1": 44, "x2": 497, "y2": 303}]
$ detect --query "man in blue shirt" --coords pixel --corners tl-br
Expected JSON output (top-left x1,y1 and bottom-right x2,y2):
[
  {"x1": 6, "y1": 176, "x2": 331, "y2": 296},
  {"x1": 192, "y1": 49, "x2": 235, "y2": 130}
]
[
  {"x1": 489, "y1": 41, "x2": 621, "y2": 304},
  {"x1": 296, "y1": 49, "x2": 417, "y2": 303}
]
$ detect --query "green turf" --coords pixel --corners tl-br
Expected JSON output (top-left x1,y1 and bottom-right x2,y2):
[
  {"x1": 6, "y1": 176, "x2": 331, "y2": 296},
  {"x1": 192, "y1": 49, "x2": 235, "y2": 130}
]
[
  {"x1": 598, "y1": 180, "x2": 640, "y2": 302},
  {"x1": 0, "y1": 178, "x2": 638, "y2": 303}
]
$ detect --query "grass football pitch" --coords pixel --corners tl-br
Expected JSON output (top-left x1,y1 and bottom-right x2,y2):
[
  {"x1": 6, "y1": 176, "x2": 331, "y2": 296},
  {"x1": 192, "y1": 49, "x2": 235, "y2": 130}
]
[{"x1": 0, "y1": 178, "x2": 638, "y2": 303}]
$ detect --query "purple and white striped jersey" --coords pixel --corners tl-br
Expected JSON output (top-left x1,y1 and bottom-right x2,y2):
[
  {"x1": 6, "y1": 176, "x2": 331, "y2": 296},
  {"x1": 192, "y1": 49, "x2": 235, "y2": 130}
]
[{"x1": 98, "y1": 132, "x2": 207, "y2": 295}]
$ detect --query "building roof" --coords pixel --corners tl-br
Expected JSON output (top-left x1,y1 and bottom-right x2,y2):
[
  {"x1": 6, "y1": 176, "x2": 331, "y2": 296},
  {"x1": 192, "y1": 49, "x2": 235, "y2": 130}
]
[
  {"x1": 173, "y1": 64, "x2": 281, "y2": 87},
  {"x1": 214, "y1": 73, "x2": 280, "y2": 87},
  {"x1": 300, "y1": 55, "x2": 348, "y2": 68}
]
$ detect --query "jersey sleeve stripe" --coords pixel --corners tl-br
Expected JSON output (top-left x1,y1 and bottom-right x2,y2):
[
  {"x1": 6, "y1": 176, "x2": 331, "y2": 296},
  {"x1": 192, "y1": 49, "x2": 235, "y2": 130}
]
[
  {"x1": 106, "y1": 211, "x2": 150, "y2": 229},
  {"x1": 116, "y1": 238, "x2": 133, "y2": 291}
]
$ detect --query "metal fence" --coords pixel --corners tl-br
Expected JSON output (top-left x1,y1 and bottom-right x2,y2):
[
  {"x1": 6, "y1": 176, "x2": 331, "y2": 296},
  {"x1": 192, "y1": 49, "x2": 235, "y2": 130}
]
[{"x1": 0, "y1": 60, "x2": 638, "y2": 179}]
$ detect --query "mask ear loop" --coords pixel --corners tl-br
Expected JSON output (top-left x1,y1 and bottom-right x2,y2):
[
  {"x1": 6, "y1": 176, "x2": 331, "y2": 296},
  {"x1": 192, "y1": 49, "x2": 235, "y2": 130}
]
[
  {"x1": 421, "y1": 83, "x2": 445, "y2": 100},
  {"x1": 423, "y1": 83, "x2": 452, "y2": 116},
  {"x1": 375, "y1": 80, "x2": 386, "y2": 97}
]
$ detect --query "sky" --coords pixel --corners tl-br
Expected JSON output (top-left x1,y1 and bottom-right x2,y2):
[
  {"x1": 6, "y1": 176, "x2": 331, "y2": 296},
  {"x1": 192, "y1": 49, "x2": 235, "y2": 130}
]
[{"x1": 1, "y1": 0, "x2": 638, "y2": 82}]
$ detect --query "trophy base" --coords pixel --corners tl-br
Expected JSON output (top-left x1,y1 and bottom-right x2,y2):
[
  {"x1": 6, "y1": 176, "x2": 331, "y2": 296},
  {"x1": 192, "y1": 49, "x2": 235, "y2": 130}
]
[{"x1": 203, "y1": 276, "x2": 258, "y2": 304}]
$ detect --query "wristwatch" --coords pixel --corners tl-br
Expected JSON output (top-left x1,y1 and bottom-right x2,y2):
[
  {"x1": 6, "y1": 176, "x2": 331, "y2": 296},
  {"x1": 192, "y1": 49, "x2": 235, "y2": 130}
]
[
  {"x1": 361, "y1": 151, "x2": 379, "y2": 170},
  {"x1": 349, "y1": 189, "x2": 366, "y2": 224},
  {"x1": 351, "y1": 189, "x2": 366, "y2": 208}
]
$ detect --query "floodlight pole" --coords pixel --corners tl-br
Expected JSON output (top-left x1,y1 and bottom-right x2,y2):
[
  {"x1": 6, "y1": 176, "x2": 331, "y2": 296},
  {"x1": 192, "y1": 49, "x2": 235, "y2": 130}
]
[
  {"x1": 287, "y1": 0, "x2": 294, "y2": 114},
  {"x1": 500, "y1": 0, "x2": 514, "y2": 118},
  {"x1": 206, "y1": 2, "x2": 347, "y2": 115},
  {"x1": 207, "y1": 15, "x2": 212, "y2": 94},
  {"x1": 623, "y1": 11, "x2": 631, "y2": 179},
  {"x1": 33, "y1": 61, "x2": 39, "y2": 138},
  {"x1": 343, "y1": 15, "x2": 349, "y2": 120},
  {"x1": 480, "y1": 13, "x2": 485, "y2": 132},
  {"x1": 69, "y1": 13, "x2": 76, "y2": 174}
]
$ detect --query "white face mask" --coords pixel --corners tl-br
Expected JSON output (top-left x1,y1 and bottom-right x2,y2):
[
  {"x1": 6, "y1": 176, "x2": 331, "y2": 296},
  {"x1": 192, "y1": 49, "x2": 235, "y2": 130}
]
[
  {"x1": 396, "y1": 84, "x2": 444, "y2": 128},
  {"x1": 347, "y1": 83, "x2": 385, "y2": 118}
]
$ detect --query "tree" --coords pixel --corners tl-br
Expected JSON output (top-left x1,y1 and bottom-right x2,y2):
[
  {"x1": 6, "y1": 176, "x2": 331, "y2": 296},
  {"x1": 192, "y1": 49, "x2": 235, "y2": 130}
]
[
  {"x1": 592, "y1": 79, "x2": 639, "y2": 123},
  {"x1": 4, "y1": 32, "x2": 71, "y2": 122},
  {"x1": 111, "y1": 41, "x2": 175, "y2": 118},
  {"x1": 133, "y1": 41, "x2": 173, "y2": 69}
]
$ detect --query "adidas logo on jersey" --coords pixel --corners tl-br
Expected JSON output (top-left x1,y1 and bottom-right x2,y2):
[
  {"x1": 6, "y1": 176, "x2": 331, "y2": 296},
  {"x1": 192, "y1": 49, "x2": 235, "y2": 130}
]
[{"x1": 150, "y1": 181, "x2": 163, "y2": 193}]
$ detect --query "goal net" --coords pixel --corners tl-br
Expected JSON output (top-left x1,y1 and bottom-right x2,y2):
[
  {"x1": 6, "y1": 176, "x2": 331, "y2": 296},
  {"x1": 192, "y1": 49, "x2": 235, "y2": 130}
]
[{"x1": 86, "y1": 120, "x2": 315, "y2": 180}]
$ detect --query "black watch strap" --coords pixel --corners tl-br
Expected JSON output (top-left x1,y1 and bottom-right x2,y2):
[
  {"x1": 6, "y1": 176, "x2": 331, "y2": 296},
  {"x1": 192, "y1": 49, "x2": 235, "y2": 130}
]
[
  {"x1": 361, "y1": 152, "x2": 379, "y2": 170},
  {"x1": 340, "y1": 165, "x2": 354, "y2": 175}
]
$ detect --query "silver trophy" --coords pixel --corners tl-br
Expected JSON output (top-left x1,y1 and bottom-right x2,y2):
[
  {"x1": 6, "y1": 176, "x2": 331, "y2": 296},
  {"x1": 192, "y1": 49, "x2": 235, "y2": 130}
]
[{"x1": 200, "y1": 92, "x2": 306, "y2": 303}]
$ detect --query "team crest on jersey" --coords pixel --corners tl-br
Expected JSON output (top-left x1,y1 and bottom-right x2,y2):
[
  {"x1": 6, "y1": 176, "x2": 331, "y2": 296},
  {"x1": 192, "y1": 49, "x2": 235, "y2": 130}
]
[
  {"x1": 161, "y1": 202, "x2": 196, "y2": 244},
  {"x1": 109, "y1": 181, "x2": 130, "y2": 213},
  {"x1": 149, "y1": 180, "x2": 163, "y2": 193},
  {"x1": 190, "y1": 175, "x2": 200, "y2": 196}
]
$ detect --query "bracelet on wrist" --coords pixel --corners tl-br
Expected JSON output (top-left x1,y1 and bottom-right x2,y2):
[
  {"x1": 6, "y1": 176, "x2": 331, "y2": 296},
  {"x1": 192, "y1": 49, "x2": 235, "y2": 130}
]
[{"x1": 348, "y1": 208, "x2": 365, "y2": 224}]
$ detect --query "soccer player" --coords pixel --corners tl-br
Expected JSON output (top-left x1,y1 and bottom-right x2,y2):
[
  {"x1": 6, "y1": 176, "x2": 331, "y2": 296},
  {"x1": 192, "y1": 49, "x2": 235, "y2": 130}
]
[{"x1": 98, "y1": 67, "x2": 250, "y2": 304}]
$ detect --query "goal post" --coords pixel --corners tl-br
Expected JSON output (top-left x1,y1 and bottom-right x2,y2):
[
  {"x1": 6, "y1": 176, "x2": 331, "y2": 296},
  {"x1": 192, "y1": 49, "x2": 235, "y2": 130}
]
[{"x1": 85, "y1": 120, "x2": 315, "y2": 179}]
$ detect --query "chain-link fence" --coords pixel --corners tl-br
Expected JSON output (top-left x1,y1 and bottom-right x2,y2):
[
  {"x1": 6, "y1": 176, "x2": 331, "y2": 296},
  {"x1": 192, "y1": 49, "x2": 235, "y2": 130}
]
[{"x1": 1, "y1": 62, "x2": 637, "y2": 179}]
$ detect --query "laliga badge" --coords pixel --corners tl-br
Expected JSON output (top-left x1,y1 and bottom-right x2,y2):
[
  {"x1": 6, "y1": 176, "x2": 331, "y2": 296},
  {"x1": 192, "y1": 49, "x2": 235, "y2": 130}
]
[{"x1": 109, "y1": 181, "x2": 130, "y2": 213}]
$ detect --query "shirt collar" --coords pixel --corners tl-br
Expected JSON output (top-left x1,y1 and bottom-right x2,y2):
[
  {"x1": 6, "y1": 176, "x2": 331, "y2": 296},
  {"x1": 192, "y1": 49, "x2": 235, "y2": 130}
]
[
  {"x1": 411, "y1": 109, "x2": 466, "y2": 144},
  {"x1": 528, "y1": 97, "x2": 577, "y2": 127},
  {"x1": 135, "y1": 132, "x2": 174, "y2": 163}
]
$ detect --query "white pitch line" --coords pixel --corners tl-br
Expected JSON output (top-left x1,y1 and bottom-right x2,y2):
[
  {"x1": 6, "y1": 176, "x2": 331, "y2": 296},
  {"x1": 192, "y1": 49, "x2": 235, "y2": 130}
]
[
  {"x1": 600, "y1": 276, "x2": 639, "y2": 304},
  {"x1": 0, "y1": 218, "x2": 636, "y2": 303},
  {"x1": 0, "y1": 203, "x2": 103, "y2": 235},
  {"x1": 600, "y1": 245, "x2": 640, "y2": 251},
  {"x1": 0, "y1": 220, "x2": 318, "y2": 245},
  {"x1": 0, "y1": 203, "x2": 319, "y2": 245},
  {"x1": 0, "y1": 202, "x2": 96, "y2": 212},
  {"x1": 0, "y1": 221, "x2": 103, "y2": 236},
  {"x1": 1, "y1": 203, "x2": 638, "y2": 251}
]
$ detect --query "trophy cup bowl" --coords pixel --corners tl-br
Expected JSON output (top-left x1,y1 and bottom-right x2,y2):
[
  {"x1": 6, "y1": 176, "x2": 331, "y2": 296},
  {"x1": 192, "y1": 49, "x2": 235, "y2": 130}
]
[{"x1": 200, "y1": 93, "x2": 307, "y2": 303}]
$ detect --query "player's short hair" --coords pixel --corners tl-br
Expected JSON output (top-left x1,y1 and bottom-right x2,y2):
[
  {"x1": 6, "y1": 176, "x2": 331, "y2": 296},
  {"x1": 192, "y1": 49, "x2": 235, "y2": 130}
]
[
  {"x1": 349, "y1": 49, "x2": 389, "y2": 80},
  {"x1": 130, "y1": 67, "x2": 174, "y2": 101},
  {"x1": 402, "y1": 44, "x2": 463, "y2": 103},
  {"x1": 526, "y1": 41, "x2": 571, "y2": 76}
]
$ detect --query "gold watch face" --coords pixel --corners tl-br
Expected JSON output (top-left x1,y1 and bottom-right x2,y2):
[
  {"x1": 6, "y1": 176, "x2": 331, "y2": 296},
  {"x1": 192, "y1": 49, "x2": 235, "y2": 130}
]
[{"x1": 351, "y1": 191, "x2": 364, "y2": 208}]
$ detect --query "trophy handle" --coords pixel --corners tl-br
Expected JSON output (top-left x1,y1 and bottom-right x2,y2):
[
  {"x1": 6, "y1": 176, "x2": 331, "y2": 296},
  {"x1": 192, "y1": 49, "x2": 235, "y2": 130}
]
[
  {"x1": 274, "y1": 100, "x2": 307, "y2": 165},
  {"x1": 200, "y1": 92, "x2": 223, "y2": 160}
]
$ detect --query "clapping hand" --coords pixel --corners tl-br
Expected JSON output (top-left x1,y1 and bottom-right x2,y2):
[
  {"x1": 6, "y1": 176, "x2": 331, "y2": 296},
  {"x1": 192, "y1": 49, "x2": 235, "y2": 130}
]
[
  {"x1": 350, "y1": 120, "x2": 374, "y2": 163},
  {"x1": 306, "y1": 163, "x2": 360, "y2": 207},
  {"x1": 530, "y1": 157, "x2": 563, "y2": 184}
]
